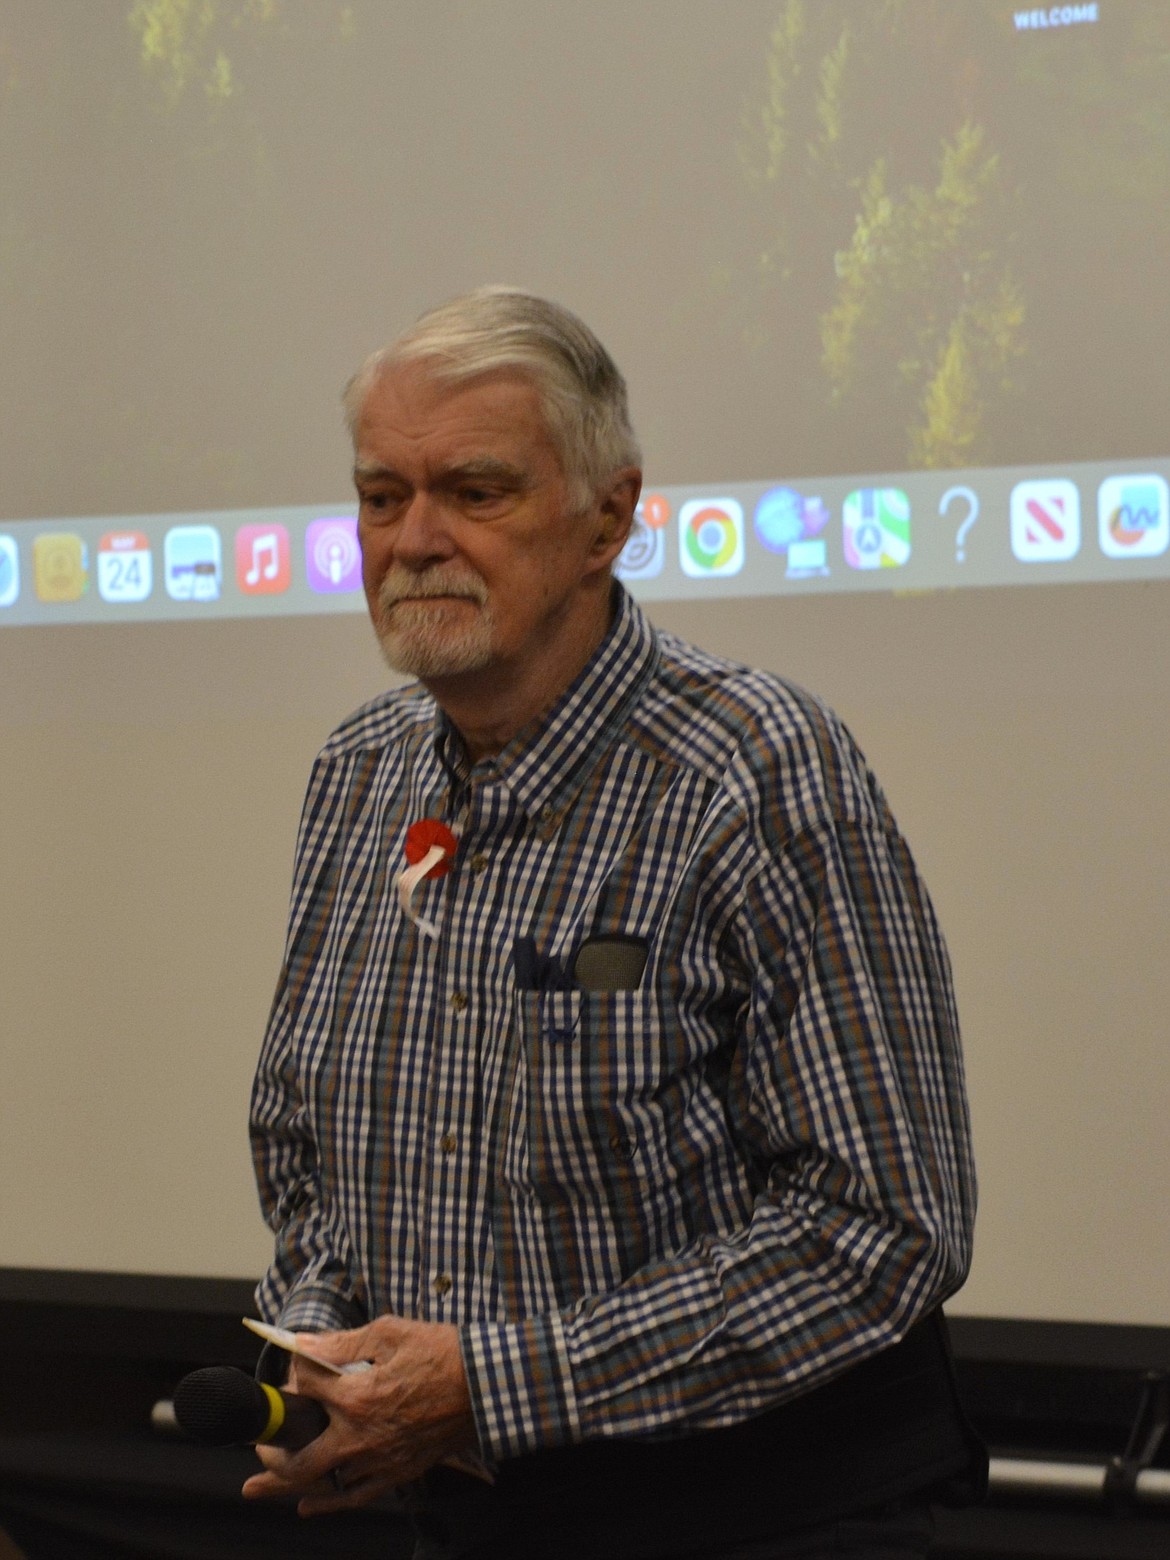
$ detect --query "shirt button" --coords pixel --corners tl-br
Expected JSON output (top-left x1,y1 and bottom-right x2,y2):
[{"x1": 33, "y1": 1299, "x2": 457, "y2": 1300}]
[
  {"x1": 470, "y1": 853, "x2": 489, "y2": 874},
  {"x1": 433, "y1": 1273, "x2": 452, "y2": 1296},
  {"x1": 450, "y1": 990, "x2": 468, "y2": 1013},
  {"x1": 609, "y1": 1132, "x2": 636, "y2": 1163},
  {"x1": 439, "y1": 1131, "x2": 457, "y2": 1155}
]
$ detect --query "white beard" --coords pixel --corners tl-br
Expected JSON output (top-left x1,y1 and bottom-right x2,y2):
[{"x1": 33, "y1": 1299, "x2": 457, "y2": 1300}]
[{"x1": 374, "y1": 567, "x2": 496, "y2": 679}]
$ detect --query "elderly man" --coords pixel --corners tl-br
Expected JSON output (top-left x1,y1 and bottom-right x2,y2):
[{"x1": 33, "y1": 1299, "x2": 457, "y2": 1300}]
[{"x1": 244, "y1": 288, "x2": 982, "y2": 1559}]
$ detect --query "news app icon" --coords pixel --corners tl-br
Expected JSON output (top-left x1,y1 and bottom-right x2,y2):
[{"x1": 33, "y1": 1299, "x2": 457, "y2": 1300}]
[
  {"x1": 1097, "y1": 475, "x2": 1169, "y2": 560},
  {"x1": 843, "y1": 489, "x2": 910, "y2": 570},
  {"x1": 305, "y1": 517, "x2": 362, "y2": 593},
  {"x1": 236, "y1": 523, "x2": 291, "y2": 595},
  {"x1": 97, "y1": 531, "x2": 152, "y2": 603},
  {"x1": 1010, "y1": 479, "x2": 1080, "y2": 562},
  {"x1": 34, "y1": 532, "x2": 88, "y2": 602},
  {"x1": 0, "y1": 536, "x2": 18, "y2": 607},
  {"x1": 615, "y1": 500, "x2": 665, "y2": 581},
  {"x1": 679, "y1": 498, "x2": 744, "y2": 578},
  {"x1": 165, "y1": 525, "x2": 222, "y2": 601}
]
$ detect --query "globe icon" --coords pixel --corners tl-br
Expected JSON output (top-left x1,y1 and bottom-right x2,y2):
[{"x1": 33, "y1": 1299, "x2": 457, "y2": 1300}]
[{"x1": 754, "y1": 488, "x2": 806, "y2": 553}]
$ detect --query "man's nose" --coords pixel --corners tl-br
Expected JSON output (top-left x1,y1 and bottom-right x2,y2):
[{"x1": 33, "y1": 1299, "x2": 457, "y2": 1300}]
[{"x1": 392, "y1": 491, "x2": 456, "y2": 565}]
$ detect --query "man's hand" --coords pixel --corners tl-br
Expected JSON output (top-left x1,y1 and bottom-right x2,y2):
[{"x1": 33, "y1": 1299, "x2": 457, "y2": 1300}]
[{"x1": 241, "y1": 1315, "x2": 478, "y2": 1515}]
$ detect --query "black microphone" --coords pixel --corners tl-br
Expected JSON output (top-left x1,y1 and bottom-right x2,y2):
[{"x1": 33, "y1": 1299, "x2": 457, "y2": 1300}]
[{"x1": 172, "y1": 1365, "x2": 328, "y2": 1450}]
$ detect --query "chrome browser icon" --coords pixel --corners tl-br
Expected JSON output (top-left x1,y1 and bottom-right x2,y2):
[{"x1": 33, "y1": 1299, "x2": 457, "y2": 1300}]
[{"x1": 679, "y1": 498, "x2": 744, "y2": 578}]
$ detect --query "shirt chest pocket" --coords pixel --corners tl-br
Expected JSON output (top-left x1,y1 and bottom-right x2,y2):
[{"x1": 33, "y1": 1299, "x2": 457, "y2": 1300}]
[{"x1": 512, "y1": 986, "x2": 675, "y2": 1203}]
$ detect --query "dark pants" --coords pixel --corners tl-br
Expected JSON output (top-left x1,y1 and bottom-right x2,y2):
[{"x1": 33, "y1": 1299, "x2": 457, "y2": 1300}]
[
  {"x1": 407, "y1": 1314, "x2": 975, "y2": 1560},
  {"x1": 668, "y1": 1503, "x2": 935, "y2": 1559},
  {"x1": 410, "y1": 1500, "x2": 935, "y2": 1560}
]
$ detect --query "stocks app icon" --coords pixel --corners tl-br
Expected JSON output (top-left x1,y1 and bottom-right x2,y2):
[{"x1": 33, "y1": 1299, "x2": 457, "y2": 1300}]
[
  {"x1": 1098, "y1": 475, "x2": 1169, "y2": 559},
  {"x1": 306, "y1": 518, "x2": 362, "y2": 592}
]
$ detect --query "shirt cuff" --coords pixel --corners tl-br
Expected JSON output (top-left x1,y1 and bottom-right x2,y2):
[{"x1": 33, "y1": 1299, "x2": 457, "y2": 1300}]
[
  {"x1": 460, "y1": 1309, "x2": 581, "y2": 1461},
  {"x1": 271, "y1": 1282, "x2": 366, "y2": 1335}
]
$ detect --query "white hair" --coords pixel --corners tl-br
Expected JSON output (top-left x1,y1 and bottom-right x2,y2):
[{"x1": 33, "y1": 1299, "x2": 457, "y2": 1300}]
[{"x1": 343, "y1": 286, "x2": 641, "y2": 512}]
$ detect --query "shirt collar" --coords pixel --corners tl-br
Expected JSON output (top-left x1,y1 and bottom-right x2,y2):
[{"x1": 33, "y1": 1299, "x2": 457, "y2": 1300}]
[{"x1": 432, "y1": 583, "x2": 659, "y2": 823}]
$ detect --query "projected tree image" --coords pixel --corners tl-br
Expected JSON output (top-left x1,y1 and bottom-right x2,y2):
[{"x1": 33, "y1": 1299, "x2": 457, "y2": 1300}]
[
  {"x1": 128, "y1": 0, "x2": 283, "y2": 107},
  {"x1": 1, "y1": 0, "x2": 1167, "y2": 570},
  {"x1": 738, "y1": 0, "x2": 1170, "y2": 473},
  {"x1": 125, "y1": 0, "x2": 354, "y2": 109},
  {"x1": 819, "y1": 122, "x2": 1025, "y2": 471}
]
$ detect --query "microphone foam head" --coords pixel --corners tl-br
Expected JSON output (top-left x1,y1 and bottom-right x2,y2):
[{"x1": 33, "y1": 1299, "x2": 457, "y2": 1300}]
[{"x1": 172, "y1": 1366, "x2": 268, "y2": 1446}]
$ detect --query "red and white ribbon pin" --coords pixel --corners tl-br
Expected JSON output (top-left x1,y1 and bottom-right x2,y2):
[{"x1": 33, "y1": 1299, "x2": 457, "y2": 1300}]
[{"x1": 397, "y1": 818, "x2": 459, "y2": 938}]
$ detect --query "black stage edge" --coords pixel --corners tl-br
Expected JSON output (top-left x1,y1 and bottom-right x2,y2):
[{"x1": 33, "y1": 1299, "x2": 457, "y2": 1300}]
[{"x1": 1, "y1": 1268, "x2": 1168, "y2": 1560}]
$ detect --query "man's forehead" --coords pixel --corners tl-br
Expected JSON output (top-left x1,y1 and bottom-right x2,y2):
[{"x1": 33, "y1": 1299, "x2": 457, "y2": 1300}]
[
  {"x1": 362, "y1": 360, "x2": 543, "y2": 431},
  {"x1": 354, "y1": 363, "x2": 560, "y2": 475}
]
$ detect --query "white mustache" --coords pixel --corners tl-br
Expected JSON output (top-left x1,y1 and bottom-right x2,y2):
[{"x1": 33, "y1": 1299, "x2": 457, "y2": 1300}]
[{"x1": 378, "y1": 569, "x2": 488, "y2": 608}]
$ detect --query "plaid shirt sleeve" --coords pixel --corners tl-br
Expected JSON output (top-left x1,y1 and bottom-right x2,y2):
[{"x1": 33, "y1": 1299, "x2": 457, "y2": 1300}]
[
  {"x1": 250, "y1": 755, "x2": 369, "y2": 1336},
  {"x1": 460, "y1": 697, "x2": 975, "y2": 1460}
]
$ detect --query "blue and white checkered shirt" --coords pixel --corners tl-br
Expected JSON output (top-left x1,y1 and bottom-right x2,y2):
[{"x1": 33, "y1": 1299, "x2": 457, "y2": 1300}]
[{"x1": 251, "y1": 585, "x2": 976, "y2": 1462}]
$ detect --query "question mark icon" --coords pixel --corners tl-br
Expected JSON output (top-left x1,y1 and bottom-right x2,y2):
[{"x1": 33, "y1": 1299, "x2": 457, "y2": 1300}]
[{"x1": 941, "y1": 486, "x2": 980, "y2": 562}]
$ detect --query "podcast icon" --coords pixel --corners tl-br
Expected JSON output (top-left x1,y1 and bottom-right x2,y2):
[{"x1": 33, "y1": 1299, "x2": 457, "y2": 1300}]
[{"x1": 306, "y1": 517, "x2": 362, "y2": 593}]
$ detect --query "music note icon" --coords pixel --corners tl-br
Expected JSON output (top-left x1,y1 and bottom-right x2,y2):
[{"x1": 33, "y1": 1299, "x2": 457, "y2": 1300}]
[
  {"x1": 245, "y1": 533, "x2": 279, "y2": 585},
  {"x1": 235, "y1": 523, "x2": 291, "y2": 596}
]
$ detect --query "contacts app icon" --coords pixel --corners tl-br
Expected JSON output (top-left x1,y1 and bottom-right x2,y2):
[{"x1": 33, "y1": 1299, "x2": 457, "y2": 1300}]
[{"x1": 34, "y1": 532, "x2": 88, "y2": 602}]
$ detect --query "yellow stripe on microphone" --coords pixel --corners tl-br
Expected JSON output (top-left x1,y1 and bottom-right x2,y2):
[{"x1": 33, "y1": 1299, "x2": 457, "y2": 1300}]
[{"x1": 256, "y1": 1381, "x2": 286, "y2": 1444}]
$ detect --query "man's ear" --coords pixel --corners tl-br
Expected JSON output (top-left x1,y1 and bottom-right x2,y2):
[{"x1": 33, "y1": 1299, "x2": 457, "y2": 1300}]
[{"x1": 591, "y1": 468, "x2": 642, "y2": 566}]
